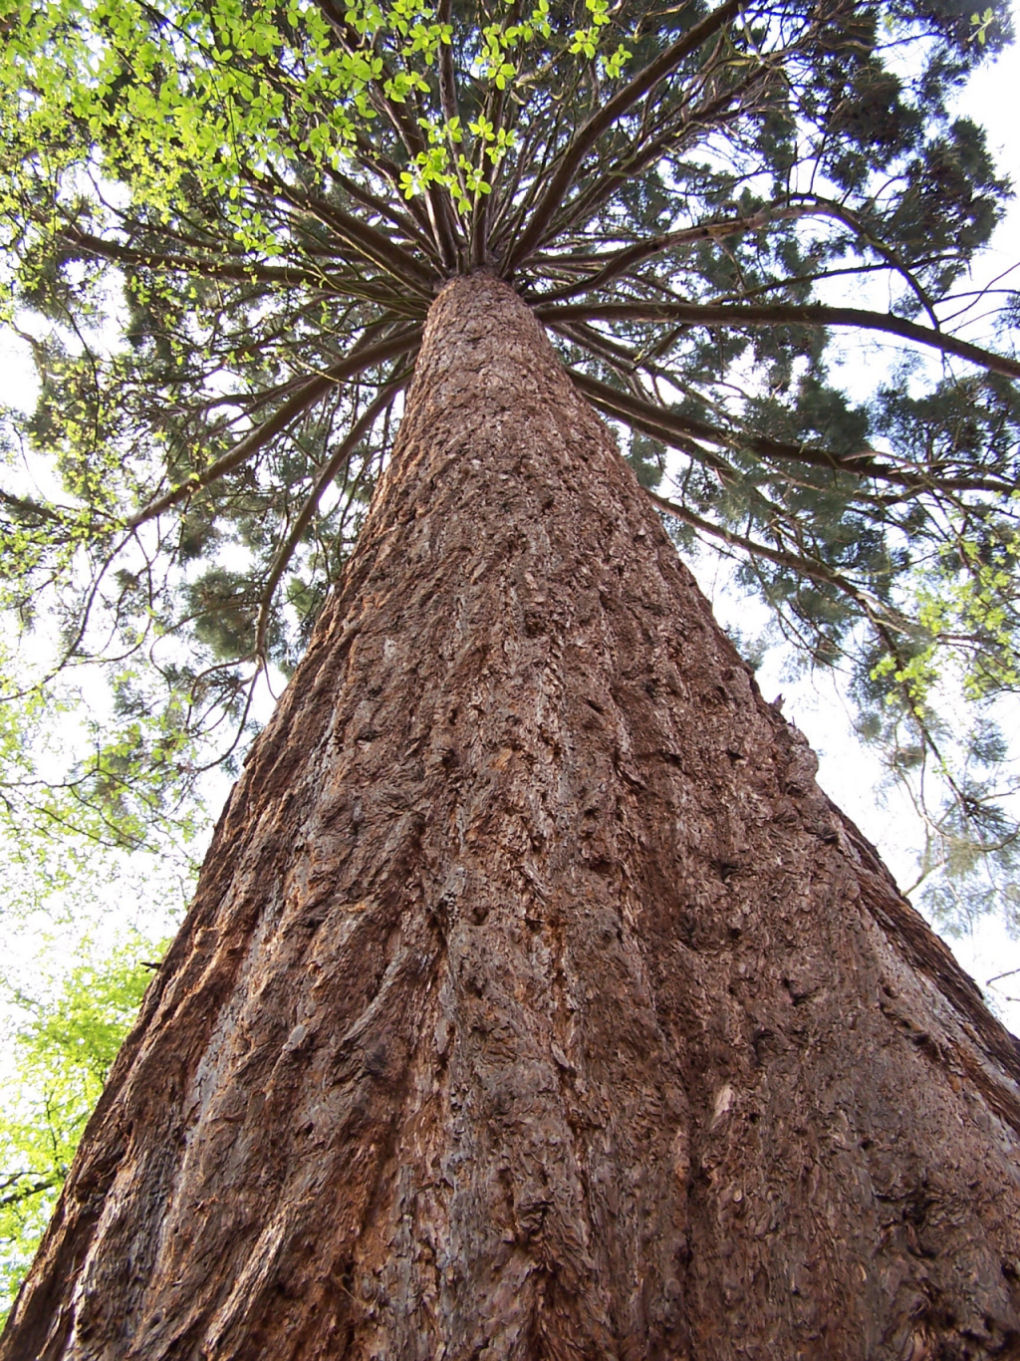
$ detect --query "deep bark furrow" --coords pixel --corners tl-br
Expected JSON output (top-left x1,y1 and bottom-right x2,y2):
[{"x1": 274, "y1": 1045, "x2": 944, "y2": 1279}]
[{"x1": 4, "y1": 275, "x2": 1020, "y2": 1361}]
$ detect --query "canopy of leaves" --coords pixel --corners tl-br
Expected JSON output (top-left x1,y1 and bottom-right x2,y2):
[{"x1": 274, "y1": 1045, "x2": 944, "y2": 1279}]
[{"x1": 1, "y1": 0, "x2": 1019, "y2": 922}]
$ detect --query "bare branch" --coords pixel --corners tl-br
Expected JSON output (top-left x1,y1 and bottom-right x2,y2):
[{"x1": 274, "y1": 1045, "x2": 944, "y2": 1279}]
[
  {"x1": 127, "y1": 326, "x2": 421, "y2": 530},
  {"x1": 540, "y1": 300, "x2": 1020, "y2": 380},
  {"x1": 254, "y1": 378, "x2": 406, "y2": 661}
]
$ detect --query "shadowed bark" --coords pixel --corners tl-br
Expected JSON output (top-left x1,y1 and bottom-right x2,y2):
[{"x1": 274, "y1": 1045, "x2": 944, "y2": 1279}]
[{"x1": 4, "y1": 274, "x2": 1020, "y2": 1360}]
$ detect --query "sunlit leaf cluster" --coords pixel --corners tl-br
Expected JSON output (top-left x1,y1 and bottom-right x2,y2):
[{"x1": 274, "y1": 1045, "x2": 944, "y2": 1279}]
[{"x1": 0, "y1": 942, "x2": 162, "y2": 1323}]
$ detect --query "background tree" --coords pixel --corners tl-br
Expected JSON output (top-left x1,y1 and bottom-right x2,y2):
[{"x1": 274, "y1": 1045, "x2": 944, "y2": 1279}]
[{"x1": 0, "y1": 940, "x2": 162, "y2": 1325}]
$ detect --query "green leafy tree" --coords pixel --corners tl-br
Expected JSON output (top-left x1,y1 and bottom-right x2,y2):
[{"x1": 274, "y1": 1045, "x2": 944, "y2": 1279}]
[
  {"x1": 0, "y1": 3, "x2": 1018, "y2": 917},
  {"x1": 0, "y1": 941, "x2": 161, "y2": 1323}
]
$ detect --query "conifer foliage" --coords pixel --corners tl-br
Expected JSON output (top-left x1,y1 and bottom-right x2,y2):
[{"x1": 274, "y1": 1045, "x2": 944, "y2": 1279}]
[{"x1": 1, "y1": 2, "x2": 1019, "y2": 912}]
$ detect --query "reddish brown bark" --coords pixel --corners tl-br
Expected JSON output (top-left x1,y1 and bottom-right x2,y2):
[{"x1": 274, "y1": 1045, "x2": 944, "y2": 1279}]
[{"x1": 4, "y1": 273, "x2": 1020, "y2": 1360}]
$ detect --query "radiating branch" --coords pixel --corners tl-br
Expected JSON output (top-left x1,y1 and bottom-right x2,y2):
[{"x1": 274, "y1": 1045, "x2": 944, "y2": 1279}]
[
  {"x1": 568, "y1": 366, "x2": 870, "y2": 478},
  {"x1": 305, "y1": 0, "x2": 463, "y2": 268},
  {"x1": 644, "y1": 486, "x2": 903, "y2": 630},
  {"x1": 266, "y1": 175, "x2": 439, "y2": 298},
  {"x1": 62, "y1": 225, "x2": 330, "y2": 293},
  {"x1": 325, "y1": 167, "x2": 441, "y2": 263},
  {"x1": 436, "y1": 0, "x2": 459, "y2": 130},
  {"x1": 540, "y1": 300, "x2": 1020, "y2": 380},
  {"x1": 128, "y1": 327, "x2": 421, "y2": 530},
  {"x1": 538, "y1": 61, "x2": 775, "y2": 254},
  {"x1": 527, "y1": 204, "x2": 825, "y2": 305},
  {"x1": 503, "y1": 0, "x2": 746, "y2": 272},
  {"x1": 569, "y1": 367, "x2": 1016, "y2": 495}
]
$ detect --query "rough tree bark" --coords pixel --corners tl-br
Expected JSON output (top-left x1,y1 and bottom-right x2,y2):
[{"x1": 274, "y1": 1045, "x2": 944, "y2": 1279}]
[{"x1": 4, "y1": 274, "x2": 1020, "y2": 1361}]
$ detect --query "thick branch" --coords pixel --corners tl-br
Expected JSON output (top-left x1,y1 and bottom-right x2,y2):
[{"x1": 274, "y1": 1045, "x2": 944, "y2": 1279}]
[
  {"x1": 569, "y1": 367, "x2": 1016, "y2": 495},
  {"x1": 347, "y1": 132, "x2": 435, "y2": 240},
  {"x1": 790, "y1": 195, "x2": 940, "y2": 328},
  {"x1": 488, "y1": 103, "x2": 570, "y2": 258},
  {"x1": 541, "y1": 301, "x2": 1020, "y2": 381}
]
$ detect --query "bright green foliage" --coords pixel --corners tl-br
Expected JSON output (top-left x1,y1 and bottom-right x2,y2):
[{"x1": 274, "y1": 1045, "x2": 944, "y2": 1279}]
[
  {"x1": 972, "y1": 7, "x2": 996, "y2": 45},
  {"x1": 0, "y1": 940, "x2": 162, "y2": 1323},
  {"x1": 0, "y1": 1, "x2": 1018, "y2": 928}
]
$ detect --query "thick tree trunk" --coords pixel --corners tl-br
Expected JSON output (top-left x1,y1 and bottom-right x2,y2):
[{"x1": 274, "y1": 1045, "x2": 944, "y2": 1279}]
[{"x1": 4, "y1": 274, "x2": 1020, "y2": 1361}]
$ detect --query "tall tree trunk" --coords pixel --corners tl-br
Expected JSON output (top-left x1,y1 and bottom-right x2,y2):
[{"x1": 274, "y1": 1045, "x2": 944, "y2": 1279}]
[{"x1": 4, "y1": 274, "x2": 1020, "y2": 1361}]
